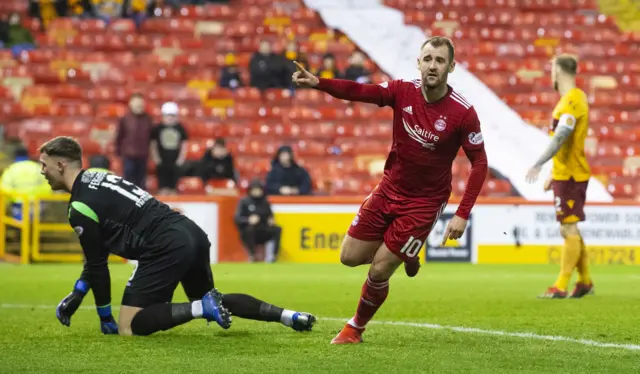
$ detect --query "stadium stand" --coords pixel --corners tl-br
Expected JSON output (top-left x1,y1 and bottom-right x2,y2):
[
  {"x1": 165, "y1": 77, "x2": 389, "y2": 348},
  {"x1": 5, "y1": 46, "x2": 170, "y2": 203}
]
[
  {"x1": 1, "y1": 0, "x2": 637, "y2": 200},
  {"x1": 386, "y1": 0, "x2": 640, "y2": 200}
]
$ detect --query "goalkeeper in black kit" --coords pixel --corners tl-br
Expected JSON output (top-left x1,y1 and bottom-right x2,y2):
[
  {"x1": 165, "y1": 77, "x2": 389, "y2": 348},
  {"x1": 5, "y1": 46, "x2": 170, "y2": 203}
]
[{"x1": 40, "y1": 136, "x2": 315, "y2": 336}]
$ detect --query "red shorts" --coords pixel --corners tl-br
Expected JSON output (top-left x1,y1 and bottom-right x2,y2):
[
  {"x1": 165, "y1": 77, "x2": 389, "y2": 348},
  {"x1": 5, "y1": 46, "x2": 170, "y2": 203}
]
[
  {"x1": 347, "y1": 187, "x2": 448, "y2": 262},
  {"x1": 552, "y1": 178, "x2": 588, "y2": 223}
]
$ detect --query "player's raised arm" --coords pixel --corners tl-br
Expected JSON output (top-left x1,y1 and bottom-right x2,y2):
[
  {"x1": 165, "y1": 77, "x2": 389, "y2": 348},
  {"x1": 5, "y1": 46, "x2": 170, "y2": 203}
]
[
  {"x1": 59, "y1": 202, "x2": 118, "y2": 334},
  {"x1": 443, "y1": 107, "x2": 488, "y2": 245},
  {"x1": 291, "y1": 61, "x2": 397, "y2": 107}
]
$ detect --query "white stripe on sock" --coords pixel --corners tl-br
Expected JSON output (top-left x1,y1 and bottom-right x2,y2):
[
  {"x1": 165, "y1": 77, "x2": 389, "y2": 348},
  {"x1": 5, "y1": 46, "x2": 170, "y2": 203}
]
[
  {"x1": 191, "y1": 300, "x2": 203, "y2": 318},
  {"x1": 347, "y1": 317, "x2": 364, "y2": 329},
  {"x1": 281, "y1": 309, "x2": 296, "y2": 327}
]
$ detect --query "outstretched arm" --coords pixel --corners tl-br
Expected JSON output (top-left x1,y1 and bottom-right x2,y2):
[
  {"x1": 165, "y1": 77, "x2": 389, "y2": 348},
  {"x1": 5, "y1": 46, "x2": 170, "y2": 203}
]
[
  {"x1": 291, "y1": 61, "x2": 397, "y2": 107},
  {"x1": 315, "y1": 78, "x2": 396, "y2": 106}
]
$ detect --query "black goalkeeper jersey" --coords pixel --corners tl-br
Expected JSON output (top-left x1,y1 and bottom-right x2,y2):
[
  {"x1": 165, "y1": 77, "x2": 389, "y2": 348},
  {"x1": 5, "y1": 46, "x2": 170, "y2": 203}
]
[{"x1": 68, "y1": 170, "x2": 185, "y2": 307}]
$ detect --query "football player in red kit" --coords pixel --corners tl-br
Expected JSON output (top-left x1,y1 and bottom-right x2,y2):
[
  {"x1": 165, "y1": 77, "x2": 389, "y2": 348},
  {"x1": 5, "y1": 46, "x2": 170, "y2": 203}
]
[{"x1": 292, "y1": 36, "x2": 488, "y2": 344}]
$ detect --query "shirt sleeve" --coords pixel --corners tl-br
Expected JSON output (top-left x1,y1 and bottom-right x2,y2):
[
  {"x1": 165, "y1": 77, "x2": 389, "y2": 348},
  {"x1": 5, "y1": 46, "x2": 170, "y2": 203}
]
[
  {"x1": 315, "y1": 78, "x2": 400, "y2": 107},
  {"x1": 234, "y1": 199, "x2": 249, "y2": 225},
  {"x1": 555, "y1": 93, "x2": 585, "y2": 132},
  {"x1": 69, "y1": 201, "x2": 111, "y2": 308},
  {"x1": 180, "y1": 124, "x2": 189, "y2": 141},
  {"x1": 150, "y1": 125, "x2": 159, "y2": 142},
  {"x1": 115, "y1": 118, "x2": 124, "y2": 155},
  {"x1": 456, "y1": 107, "x2": 489, "y2": 220}
]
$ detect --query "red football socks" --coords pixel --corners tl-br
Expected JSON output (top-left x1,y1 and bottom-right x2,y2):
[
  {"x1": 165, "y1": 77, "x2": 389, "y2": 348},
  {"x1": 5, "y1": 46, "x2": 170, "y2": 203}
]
[{"x1": 350, "y1": 275, "x2": 390, "y2": 328}]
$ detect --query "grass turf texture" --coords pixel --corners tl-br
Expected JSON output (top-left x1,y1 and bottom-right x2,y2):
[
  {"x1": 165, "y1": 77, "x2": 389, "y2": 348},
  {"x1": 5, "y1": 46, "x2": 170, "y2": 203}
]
[{"x1": 0, "y1": 263, "x2": 638, "y2": 373}]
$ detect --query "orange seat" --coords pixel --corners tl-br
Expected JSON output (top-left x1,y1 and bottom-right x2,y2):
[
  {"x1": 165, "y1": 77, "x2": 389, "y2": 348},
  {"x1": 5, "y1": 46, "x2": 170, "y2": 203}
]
[
  {"x1": 234, "y1": 87, "x2": 263, "y2": 102},
  {"x1": 51, "y1": 103, "x2": 94, "y2": 118},
  {"x1": 178, "y1": 177, "x2": 205, "y2": 195},
  {"x1": 206, "y1": 179, "x2": 237, "y2": 190},
  {"x1": 175, "y1": 5, "x2": 205, "y2": 19},
  {"x1": 54, "y1": 84, "x2": 84, "y2": 100},
  {"x1": 95, "y1": 103, "x2": 128, "y2": 119},
  {"x1": 78, "y1": 19, "x2": 107, "y2": 33},
  {"x1": 607, "y1": 179, "x2": 638, "y2": 199},
  {"x1": 146, "y1": 175, "x2": 158, "y2": 193},
  {"x1": 264, "y1": 88, "x2": 292, "y2": 105},
  {"x1": 52, "y1": 121, "x2": 90, "y2": 137},
  {"x1": 203, "y1": 4, "x2": 235, "y2": 21},
  {"x1": 185, "y1": 141, "x2": 206, "y2": 160}
]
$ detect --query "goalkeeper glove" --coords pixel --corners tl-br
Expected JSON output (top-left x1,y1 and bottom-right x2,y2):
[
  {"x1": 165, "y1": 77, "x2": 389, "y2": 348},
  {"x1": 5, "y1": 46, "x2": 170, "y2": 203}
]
[
  {"x1": 97, "y1": 305, "x2": 119, "y2": 335},
  {"x1": 56, "y1": 279, "x2": 89, "y2": 327}
]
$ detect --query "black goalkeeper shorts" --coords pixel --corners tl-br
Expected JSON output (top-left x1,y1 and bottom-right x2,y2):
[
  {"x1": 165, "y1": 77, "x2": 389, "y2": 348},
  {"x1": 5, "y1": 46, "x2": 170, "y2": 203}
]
[{"x1": 121, "y1": 218, "x2": 214, "y2": 308}]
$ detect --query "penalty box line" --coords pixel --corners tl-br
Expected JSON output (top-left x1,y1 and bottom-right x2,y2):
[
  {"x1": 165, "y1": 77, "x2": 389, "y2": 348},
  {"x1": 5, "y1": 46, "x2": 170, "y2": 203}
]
[{"x1": 2, "y1": 304, "x2": 639, "y2": 352}]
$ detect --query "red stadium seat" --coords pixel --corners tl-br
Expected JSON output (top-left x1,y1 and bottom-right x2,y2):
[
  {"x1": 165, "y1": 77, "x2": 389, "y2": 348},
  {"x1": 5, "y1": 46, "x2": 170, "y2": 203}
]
[
  {"x1": 185, "y1": 141, "x2": 207, "y2": 160},
  {"x1": 178, "y1": 177, "x2": 205, "y2": 195},
  {"x1": 96, "y1": 103, "x2": 128, "y2": 119}
]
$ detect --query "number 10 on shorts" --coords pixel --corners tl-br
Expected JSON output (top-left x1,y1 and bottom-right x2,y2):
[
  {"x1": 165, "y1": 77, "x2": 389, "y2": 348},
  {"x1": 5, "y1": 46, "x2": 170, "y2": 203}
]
[{"x1": 400, "y1": 236, "x2": 423, "y2": 258}]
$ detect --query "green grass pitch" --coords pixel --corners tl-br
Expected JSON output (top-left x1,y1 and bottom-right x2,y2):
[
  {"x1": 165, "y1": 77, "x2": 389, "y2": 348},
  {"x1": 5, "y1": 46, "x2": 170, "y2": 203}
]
[{"x1": 0, "y1": 263, "x2": 638, "y2": 373}]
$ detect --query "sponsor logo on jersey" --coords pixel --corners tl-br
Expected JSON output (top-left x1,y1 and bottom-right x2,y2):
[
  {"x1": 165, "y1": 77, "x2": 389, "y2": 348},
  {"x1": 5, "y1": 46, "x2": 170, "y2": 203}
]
[
  {"x1": 403, "y1": 118, "x2": 439, "y2": 150},
  {"x1": 73, "y1": 226, "x2": 84, "y2": 237},
  {"x1": 351, "y1": 214, "x2": 359, "y2": 226},
  {"x1": 403, "y1": 106, "x2": 413, "y2": 115},
  {"x1": 468, "y1": 132, "x2": 484, "y2": 145},
  {"x1": 434, "y1": 117, "x2": 447, "y2": 131}
]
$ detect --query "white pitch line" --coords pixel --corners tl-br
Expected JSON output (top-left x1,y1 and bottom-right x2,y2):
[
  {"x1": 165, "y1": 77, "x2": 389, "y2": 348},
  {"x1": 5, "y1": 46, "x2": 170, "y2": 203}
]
[
  {"x1": 2, "y1": 304, "x2": 639, "y2": 352},
  {"x1": 322, "y1": 318, "x2": 640, "y2": 351}
]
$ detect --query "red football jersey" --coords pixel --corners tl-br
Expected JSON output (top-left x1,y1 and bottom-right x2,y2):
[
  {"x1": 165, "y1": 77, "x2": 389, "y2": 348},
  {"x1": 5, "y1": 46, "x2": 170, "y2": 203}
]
[
  {"x1": 315, "y1": 78, "x2": 488, "y2": 219},
  {"x1": 371, "y1": 79, "x2": 483, "y2": 200}
]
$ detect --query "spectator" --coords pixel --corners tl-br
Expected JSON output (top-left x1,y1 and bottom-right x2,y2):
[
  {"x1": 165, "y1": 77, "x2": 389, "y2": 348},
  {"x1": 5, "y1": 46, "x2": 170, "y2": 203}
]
[
  {"x1": 314, "y1": 53, "x2": 341, "y2": 79},
  {"x1": 283, "y1": 41, "x2": 308, "y2": 68},
  {"x1": 28, "y1": 0, "x2": 58, "y2": 30},
  {"x1": 219, "y1": 53, "x2": 244, "y2": 90},
  {"x1": 115, "y1": 93, "x2": 154, "y2": 189},
  {"x1": 0, "y1": 14, "x2": 8, "y2": 47},
  {"x1": 124, "y1": 0, "x2": 151, "y2": 29},
  {"x1": 87, "y1": 154, "x2": 112, "y2": 173},
  {"x1": 92, "y1": 0, "x2": 124, "y2": 22},
  {"x1": 5, "y1": 13, "x2": 35, "y2": 57},
  {"x1": 249, "y1": 40, "x2": 286, "y2": 90},
  {"x1": 234, "y1": 179, "x2": 282, "y2": 263},
  {"x1": 282, "y1": 41, "x2": 308, "y2": 88},
  {"x1": 198, "y1": 138, "x2": 237, "y2": 183},
  {"x1": 66, "y1": 0, "x2": 96, "y2": 18},
  {"x1": 344, "y1": 51, "x2": 371, "y2": 84},
  {"x1": 150, "y1": 102, "x2": 188, "y2": 195},
  {"x1": 265, "y1": 145, "x2": 312, "y2": 196},
  {"x1": 0, "y1": 146, "x2": 51, "y2": 221}
]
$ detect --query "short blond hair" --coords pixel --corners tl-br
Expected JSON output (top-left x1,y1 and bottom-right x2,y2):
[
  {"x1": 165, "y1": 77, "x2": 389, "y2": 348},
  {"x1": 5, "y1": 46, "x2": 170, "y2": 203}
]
[{"x1": 421, "y1": 36, "x2": 455, "y2": 63}]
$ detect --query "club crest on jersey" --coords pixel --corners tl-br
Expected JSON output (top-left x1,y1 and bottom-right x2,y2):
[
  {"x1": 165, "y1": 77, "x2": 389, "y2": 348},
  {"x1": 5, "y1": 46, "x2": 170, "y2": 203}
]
[
  {"x1": 468, "y1": 132, "x2": 484, "y2": 145},
  {"x1": 434, "y1": 117, "x2": 447, "y2": 131},
  {"x1": 73, "y1": 226, "x2": 84, "y2": 237}
]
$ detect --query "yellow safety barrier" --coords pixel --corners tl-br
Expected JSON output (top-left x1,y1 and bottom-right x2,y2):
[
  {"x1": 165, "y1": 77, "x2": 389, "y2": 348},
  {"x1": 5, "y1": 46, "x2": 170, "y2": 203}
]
[
  {"x1": 0, "y1": 191, "x2": 33, "y2": 264},
  {"x1": 0, "y1": 191, "x2": 124, "y2": 264}
]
